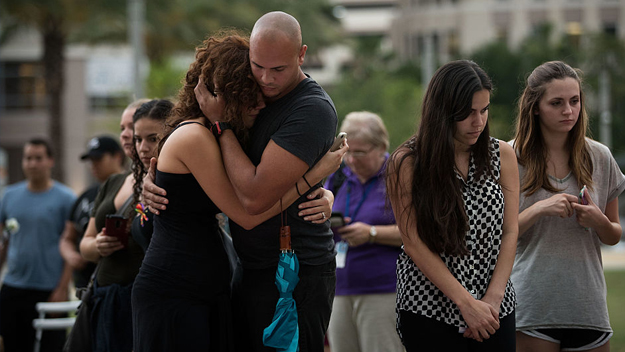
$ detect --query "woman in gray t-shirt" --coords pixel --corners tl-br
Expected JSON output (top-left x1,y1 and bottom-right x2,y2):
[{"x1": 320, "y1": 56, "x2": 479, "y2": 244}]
[{"x1": 511, "y1": 61, "x2": 625, "y2": 352}]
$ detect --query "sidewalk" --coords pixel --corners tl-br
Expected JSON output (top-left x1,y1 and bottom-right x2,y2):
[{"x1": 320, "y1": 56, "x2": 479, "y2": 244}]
[{"x1": 602, "y1": 242, "x2": 625, "y2": 270}]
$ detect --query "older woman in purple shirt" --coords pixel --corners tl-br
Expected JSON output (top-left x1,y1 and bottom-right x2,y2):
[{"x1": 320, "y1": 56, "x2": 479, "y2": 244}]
[{"x1": 324, "y1": 111, "x2": 403, "y2": 352}]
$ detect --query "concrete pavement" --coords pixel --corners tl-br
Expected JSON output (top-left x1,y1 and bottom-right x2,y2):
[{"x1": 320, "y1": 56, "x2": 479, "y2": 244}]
[{"x1": 602, "y1": 242, "x2": 625, "y2": 270}]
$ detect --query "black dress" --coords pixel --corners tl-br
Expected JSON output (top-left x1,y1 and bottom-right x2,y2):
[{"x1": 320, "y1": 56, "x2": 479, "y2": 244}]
[{"x1": 132, "y1": 170, "x2": 233, "y2": 351}]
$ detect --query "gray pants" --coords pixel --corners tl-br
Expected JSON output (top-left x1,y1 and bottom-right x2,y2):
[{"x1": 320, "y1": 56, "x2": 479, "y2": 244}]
[{"x1": 328, "y1": 293, "x2": 404, "y2": 352}]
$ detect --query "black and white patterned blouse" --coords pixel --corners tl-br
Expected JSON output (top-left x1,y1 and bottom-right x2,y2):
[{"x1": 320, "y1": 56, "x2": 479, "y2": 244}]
[{"x1": 396, "y1": 137, "x2": 516, "y2": 328}]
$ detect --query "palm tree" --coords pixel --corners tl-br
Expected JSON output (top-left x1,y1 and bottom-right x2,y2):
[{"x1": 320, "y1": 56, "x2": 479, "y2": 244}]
[
  {"x1": 1, "y1": 0, "x2": 341, "y2": 182},
  {"x1": 1, "y1": 0, "x2": 125, "y2": 181}
]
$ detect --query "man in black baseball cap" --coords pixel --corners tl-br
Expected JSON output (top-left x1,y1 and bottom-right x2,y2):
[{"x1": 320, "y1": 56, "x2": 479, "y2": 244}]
[
  {"x1": 80, "y1": 135, "x2": 123, "y2": 160},
  {"x1": 60, "y1": 135, "x2": 125, "y2": 289},
  {"x1": 79, "y1": 136, "x2": 124, "y2": 183}
]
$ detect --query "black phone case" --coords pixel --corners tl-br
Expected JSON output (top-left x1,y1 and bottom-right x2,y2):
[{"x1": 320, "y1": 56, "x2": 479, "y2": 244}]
[{"x1": 329, "y1": 212, "x2": 345, "y2": 228}]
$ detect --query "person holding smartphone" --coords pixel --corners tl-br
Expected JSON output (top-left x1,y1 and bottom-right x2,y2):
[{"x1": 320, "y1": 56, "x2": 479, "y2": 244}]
[
  {"x1": 510, "y1": 61, "x2": 625, "y2": 352},
  {"x1": 324, "y1": 111, "x2": 404, "y2": 352},
  {"x1": 131, "y1": 31, "x2": 345, "y2": 351},
  {"x1": 143, "y1": 13, "x2": 343, "y2": 351},
  {"x1": 78, "y1": 99, "x2": 171, "y2": 352}
]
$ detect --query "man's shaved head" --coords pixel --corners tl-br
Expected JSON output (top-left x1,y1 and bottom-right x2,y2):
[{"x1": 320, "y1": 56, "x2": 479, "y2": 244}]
[
  {"x1": 251, "y1": 11, "x2": 302, "y2": 53},
  {"x1": 249, "y1": 11, "x2": 308, "y2": 101}
]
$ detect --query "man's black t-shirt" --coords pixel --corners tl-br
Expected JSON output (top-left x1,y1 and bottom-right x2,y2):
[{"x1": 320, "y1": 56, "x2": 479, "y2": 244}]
[
  {"x1": 69, "y1": 184, "x2": 99, "y2": 288},
  {"x1": 230, "y1": 76, "x2": 338, "y2": 269}
]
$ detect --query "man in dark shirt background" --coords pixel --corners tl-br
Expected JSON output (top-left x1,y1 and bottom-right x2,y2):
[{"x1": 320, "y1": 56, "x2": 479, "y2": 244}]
[{"x1": 59, "y1": 135, "x2": 125, "y2": 289}]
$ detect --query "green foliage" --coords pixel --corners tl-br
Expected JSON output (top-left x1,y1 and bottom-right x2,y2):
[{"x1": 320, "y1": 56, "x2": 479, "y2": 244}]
[
  {"x1": 326, "y1": 35, "x2": 422, "y2": 151},
  {"x1": 145, "y1": 60, "x2": 186, "y2": 101},
  {"x1": 470, "y1": 41, "x2": 523, "y2": 141},
  {"x1": 605, "y1": 270, "x2": 625, "y2": 352},
  {"x1": 328, "y1": 65, "x2": 422, "y2": 151},
  {"x1": 1, "y1": 0, "x2": 342, "y2": 63},
  {"x1": 468, "y1": 27, "x2": 625, "y2": 153},
  {"x1": 250, "y1": 0, "x2": 342, "y2": 56}
]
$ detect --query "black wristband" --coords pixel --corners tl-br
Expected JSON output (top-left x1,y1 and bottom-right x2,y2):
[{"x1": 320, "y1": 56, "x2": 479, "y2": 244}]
[
  {"x1": 302, "y1": 174, "x2": 312, "y2": 189},
  {"x1": 295, "y1": 182, "x2": 302, "y2": 197},
  {"x1": 211, "y1": 121, "x2": 232, "y2": 138}
]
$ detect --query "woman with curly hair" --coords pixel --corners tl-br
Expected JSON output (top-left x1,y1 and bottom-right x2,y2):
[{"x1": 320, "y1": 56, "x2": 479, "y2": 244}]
[
  {"x1": 131, "y1": 31, "x2": 345, "y2": 351},
  {"x1": 78, "y1": 98, "x2": 168, "y2": 352},
  {"x1": 129, "y1": 99, "x2": 173, "y2": 251}
]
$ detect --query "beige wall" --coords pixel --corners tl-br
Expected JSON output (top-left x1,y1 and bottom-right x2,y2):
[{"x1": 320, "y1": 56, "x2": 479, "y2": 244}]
[{"x1": 392, "y1": 0, "x2": 625, "y2": 61}]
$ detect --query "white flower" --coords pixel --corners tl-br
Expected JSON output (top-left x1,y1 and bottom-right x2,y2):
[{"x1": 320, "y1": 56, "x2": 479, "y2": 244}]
[{"x1": 3, "y1": 218, "x2": 19, "y2": 239}]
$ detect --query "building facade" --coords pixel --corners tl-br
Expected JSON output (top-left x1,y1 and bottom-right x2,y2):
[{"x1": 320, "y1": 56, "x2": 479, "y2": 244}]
[
  {"x1": 0, "y1": 28, "x2": 134, "y2": 192},
  {"x1": 391, "y1": 0, "x2": 625, "y2": 63}
]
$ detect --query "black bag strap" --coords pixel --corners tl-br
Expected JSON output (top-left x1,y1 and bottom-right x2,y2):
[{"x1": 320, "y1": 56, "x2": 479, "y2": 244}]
[{"x1": 116, "y1": 194, "x2": 134, "y2": 216}]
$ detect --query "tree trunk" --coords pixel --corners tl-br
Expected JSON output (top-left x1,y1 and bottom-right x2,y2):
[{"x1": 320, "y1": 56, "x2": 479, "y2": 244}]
[{"x1": 42, "y1": 15, "x2": 66, "y2": 182}]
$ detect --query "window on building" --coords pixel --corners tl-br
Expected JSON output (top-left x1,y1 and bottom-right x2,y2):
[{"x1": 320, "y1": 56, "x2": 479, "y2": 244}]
[
  {"x1": 448, "y1": 30, "x2": 460, "y2": 58},
  {"x1": 600, "y1": 7, "x2": 619, "y2": 32},
  {"x1": 495, "y1": 28, "x2": 509, "y2": 43},
  {"x1": 564, "y1": 8, "x2": 583, "y2": 23},
  {"x1": 0, "y1": 62, "x2": 46, "y2": 110},
  {"x1": 432, "y1": 32, "x2": 440, "y2": 62},
  {"x1": 492, "y1": 11, "x2": 511, "y2": 43},
  {"x1": 603, "y1": 23, "x2": 617, "y2": 36},
  {"x1": 89, "y1": 96, "x2": 132, "y2": 112},
  {"x1": 566, "y1": 22, "x2": 583, "y2": 49},
  {"x1": 416, "y1": 34, "x2": 424, "y2": 59}
]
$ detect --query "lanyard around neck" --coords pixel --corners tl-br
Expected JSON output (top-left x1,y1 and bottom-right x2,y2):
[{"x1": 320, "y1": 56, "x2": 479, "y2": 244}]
[{"x1": 344, "y1": 181, "x2": 375, "y2": 220}]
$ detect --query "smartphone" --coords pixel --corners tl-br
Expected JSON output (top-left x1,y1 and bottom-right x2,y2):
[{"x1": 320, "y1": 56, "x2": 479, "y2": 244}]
[
  {"x1": 330, "y1": 132, "x2": 347, "y2": 152},
  {"x1": 105, "y1": 214, "x2": 129, "y2": 247},
  {"x1": 329, "y1": 212, "x2": 346, "y2": 229},
  {"x1": 578, "y1": 185, "x2": 588, "y2": 205}
]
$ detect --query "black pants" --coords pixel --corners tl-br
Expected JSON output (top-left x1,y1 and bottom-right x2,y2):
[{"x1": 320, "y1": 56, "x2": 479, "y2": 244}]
[
  {"x1": 398, "y1": 309, "x2": 516, "y2": 352},
  {"x1": 232, "y1": 260, "x2": 336, "y2": 352},
  {"x1": 0, "y1": 284, "x2": 66, "y2": 352}
]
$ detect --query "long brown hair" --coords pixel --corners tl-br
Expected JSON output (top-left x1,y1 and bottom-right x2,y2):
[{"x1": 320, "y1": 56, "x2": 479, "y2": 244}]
[
  {"x1": 387, "y1": 60, "x2": 493, "y2": 256},
  {"x1": 162, "y1": 29, "x2": 261, "y2": 150},
  {"x1": 513, "y1": 61, "x2": 593, "y2": 195}
]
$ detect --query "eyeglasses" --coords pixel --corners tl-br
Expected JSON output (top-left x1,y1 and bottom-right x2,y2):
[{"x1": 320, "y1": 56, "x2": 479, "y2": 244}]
[{"x1": 345, "y1": 146, "x2": 376, "y2": 159}]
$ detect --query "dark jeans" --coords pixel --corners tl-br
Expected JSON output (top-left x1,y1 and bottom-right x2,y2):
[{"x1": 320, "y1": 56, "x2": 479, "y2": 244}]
[
  {"x1": 232, "y1": 260, "x2": 336, "y2": 352},
  {"x1": 91, "y1": 280, "x2": 134, "y2": 352},
  {"x1": 398, "y1": 309, "x2": 516, "y2": 352},
  {"x1": 0, "y1": 284, "x2": 66, "y2": 352}
]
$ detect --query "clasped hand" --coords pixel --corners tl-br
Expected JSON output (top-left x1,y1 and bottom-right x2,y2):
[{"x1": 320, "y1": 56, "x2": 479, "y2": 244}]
[
  {"x1": 540, "y1": 189, "x2": 602, "y2": 229},
  {"x1": 460, "y1": 297, "x2": 500, "y2": 342}
]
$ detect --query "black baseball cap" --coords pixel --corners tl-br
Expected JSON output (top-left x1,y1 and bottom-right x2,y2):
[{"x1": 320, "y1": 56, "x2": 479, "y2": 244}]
[{"x1": 80, "y1": 136, "x2": 122, "y2": 160}]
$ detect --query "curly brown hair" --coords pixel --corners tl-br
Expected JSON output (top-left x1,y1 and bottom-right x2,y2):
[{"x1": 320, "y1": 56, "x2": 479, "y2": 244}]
[
  {"x1": 131, "y1": 99, "x2": 173, "y2": 212},
  {"x1": 166, "y1": 29, "x2": 261, "y2": 146}
]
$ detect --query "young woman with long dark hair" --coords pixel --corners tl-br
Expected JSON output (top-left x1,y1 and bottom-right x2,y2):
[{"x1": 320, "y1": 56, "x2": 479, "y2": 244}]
[{"x1": 387, "y1": 60, "x2": 519, "y2": 351}]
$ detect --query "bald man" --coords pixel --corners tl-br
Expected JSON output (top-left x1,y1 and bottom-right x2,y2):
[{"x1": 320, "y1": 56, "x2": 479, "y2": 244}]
[
  {"x1": 214, "y1": 13, "x2": 338, "y2": 352},
  {"x1": 143, "y1": 11, "x2": 338, "y2": 352}
]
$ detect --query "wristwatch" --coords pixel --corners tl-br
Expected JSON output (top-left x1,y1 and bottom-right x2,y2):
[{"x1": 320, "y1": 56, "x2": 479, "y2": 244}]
[
  {"x1": 211, "y1": 121, "x2": 232, "y2": 138},
  {"x1": 369, "y1": 226, "x2": 377, "y2": 244}
]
